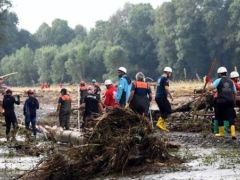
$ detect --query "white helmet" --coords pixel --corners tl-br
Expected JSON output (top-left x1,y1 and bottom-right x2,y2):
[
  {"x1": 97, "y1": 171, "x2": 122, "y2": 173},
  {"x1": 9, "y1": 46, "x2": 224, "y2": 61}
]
[
  {"x1": 118, "y1": 67, "x2": 127, "y2": 73},
  {"x1": 164, "y1": 67, "x2": 172, "y2": 73},
  {"x1": 230, "y1": 71, "x2": 239, "y2": 78},
  {"x1": 217, "y1": 67, "x2": 227, "y2": 74},
  {"x1": 104, "y1": 79, "x2": 112, "y2": 85}
]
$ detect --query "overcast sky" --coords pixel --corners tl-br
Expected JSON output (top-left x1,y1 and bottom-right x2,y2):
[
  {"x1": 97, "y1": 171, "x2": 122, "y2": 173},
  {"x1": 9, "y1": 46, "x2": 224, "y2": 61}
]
[{"x1": 12, "y1": 0, "x2": 168, "y2": 33}]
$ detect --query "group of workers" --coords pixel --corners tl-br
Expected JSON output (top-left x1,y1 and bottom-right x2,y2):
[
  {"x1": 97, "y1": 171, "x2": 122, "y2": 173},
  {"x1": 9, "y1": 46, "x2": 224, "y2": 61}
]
[
  {"x1": 77, "y1": 66, "x2": 173, "y2": 131},
  {"x1": 2, "y1": 89, "x2": 39, "y2": 141},
  {"x1": 206, "y1": 67, "x2": 240, "y2": 139},
  {"x1": 2, "y1": 65, "x2": 239, "y2": 141}
]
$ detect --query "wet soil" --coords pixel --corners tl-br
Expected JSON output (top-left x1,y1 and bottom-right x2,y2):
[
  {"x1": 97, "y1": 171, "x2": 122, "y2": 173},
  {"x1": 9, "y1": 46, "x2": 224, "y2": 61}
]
[{"x1": 0, "y1": 87, "x2": 240, "y2": 179}]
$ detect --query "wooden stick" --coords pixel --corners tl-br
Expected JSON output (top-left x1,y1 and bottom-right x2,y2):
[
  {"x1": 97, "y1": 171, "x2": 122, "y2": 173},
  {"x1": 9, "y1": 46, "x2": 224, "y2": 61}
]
[{"x1": 77, "y1": 84, "x2": 80, "y2": 130}]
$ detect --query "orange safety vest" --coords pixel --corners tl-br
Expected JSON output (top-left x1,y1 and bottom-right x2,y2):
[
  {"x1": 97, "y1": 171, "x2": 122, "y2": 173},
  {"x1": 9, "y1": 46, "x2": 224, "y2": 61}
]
[{"x1": 134, "y1": 81, "x2": 149, "y2": 89}]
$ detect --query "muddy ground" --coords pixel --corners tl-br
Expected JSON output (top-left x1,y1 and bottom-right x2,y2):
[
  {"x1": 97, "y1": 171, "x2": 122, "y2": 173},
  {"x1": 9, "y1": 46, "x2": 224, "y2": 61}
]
[{"x1": 0, "y1": 86, "x2": 240, "y2": 179}]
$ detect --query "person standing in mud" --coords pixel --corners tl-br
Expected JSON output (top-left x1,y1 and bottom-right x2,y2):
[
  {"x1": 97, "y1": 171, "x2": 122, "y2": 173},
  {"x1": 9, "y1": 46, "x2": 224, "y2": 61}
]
[
  {"x1": 115, "y1": 67, "x2": 132, "y2": 108},
  {"x1": 23, "y1": 90, "x2": 39, "y2": 139},
  {"x1": 57, "y1": 88, "x2": 72, "y2": 130},
  {"x1": 206, "y1": 67, "x2": 237, "y2": 139},
  {"x1": 79, "y1": 81, "x2": 88, "y2": 104},
  {"x1": 155, "y1": 67, "x2": 173, "y2": 132},
  {"x1": 92, "y1": 79, "x2": 102, "y2": 100},
  {"x1": 128, "y1": 72, "x2": 152, "y2": 116},
  {"x1": 81, "y1": 86, "x2": 103, "y2": 128},
  {"x1": 2, "y1": 89, "x2": 20, "y2": 141}
]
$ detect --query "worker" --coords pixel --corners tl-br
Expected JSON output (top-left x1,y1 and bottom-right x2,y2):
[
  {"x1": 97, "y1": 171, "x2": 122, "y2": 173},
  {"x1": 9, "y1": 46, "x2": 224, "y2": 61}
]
[
  {"x1": 115, "y1": 67, "x2": 132, "y2": 107},
  {"x1": 155, "y1": 67, "x2": 173, "y2": 132},
  {"x1": 92, "y1": 79, "x2": 101, "y2": 100},
  {"x1": 103, "y1": 79, "x2": 117, "y2": 109},
  {"x1": 230, "y1": 71, "x2": 240, "y2": 92},
  {"x1": 2, "y1": 89, "x2": 20, "y2": 141},
  {"x1": 206, "y1": 67, "x2": 237, "y2": 139},
  {"x1": 128, "y1": 72, "x2": 152, "y2": 116},
  {"x1": 23, "y1": 90, "x2": 39, "y2": 140},
  {"x1": 81, "y1": 86, "x2": 103, "y2": 128},
  {"x1": 57, "y1": 88, "x2": 72, "y2": 130},
  {"x1": 80, "y1": 81, "x2": 88, "y2": 104}
]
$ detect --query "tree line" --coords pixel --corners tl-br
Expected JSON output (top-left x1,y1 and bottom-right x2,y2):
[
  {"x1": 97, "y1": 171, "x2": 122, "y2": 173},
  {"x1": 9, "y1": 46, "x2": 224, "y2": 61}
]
[{"x1": 0, "y1": 0, "x2": 240, "y2": 85}]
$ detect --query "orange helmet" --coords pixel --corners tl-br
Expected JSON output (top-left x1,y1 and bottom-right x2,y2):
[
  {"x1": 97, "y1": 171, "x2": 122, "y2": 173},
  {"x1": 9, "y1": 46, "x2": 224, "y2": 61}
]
[{"x1": 27, "y1": 89, "x2": 34, "y2": 95}]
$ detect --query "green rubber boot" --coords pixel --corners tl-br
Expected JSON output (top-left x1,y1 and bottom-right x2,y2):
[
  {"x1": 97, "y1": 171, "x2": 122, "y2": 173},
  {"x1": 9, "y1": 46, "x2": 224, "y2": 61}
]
[
  {"x1": 213, "y1": 120, "x2": 219, "y2": 134},
  {"x1": 224, "y1": 121, "x2": 229, "y2": 135}
]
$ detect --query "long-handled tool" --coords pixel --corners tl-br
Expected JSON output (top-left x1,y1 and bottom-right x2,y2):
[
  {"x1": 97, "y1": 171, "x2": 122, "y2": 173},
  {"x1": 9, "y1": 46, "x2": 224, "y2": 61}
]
[
  {"x1": 149, "y1": 108, "x2": 154, "y2": 129},
  {"x1": 77, "y1": 84, "x2": 81, "y2": 131}
]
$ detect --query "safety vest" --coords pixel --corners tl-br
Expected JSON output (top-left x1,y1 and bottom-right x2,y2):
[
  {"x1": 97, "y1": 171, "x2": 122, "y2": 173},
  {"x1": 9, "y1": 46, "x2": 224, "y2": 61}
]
[{"x1": 134, "y1": 81, "x2": 150, "y2": 96}]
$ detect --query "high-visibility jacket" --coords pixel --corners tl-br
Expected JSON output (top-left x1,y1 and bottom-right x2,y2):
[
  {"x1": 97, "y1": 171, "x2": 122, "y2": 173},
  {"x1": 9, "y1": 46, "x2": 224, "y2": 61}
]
[
  {"x1": 104, "y1": 85, "x2": 117, "y2": 107},
  {"x1": 133, "y1": 81, "x2": 151, "y2": 96}
]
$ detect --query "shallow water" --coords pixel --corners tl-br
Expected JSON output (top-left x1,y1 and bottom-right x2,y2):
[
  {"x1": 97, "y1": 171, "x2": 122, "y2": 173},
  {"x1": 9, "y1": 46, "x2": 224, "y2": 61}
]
[
  {"x1": 0, "y1": 146, "x2": 40, "y2": 179},
  {"x1": 140, "y1": 146, "x2": 240, "y2": 180}
]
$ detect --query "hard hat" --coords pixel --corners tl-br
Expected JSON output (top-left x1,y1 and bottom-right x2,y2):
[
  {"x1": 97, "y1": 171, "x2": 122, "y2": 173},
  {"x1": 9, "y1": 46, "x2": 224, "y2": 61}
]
[
  {"x1": 104, "y1": 79, "x2": 112, "y2": 85},
  {"x1": 118, "y1": 67, "x2": 127, "y2": 74},
  {"x1": 92, "y1": 79, "x2": 96, "y2": 83},
  {"x1": 230, "y1": 71, "x2": 239, "y2": 78},
  {"x1": 27, "y1": 89, "x2": 34, "y2": 94},
  {"x1": 164, "y1": 67, "x2": 172, "y2": 73},
  {"x1": 217, "y1": 67, "x2": 227, "y2": 74}
]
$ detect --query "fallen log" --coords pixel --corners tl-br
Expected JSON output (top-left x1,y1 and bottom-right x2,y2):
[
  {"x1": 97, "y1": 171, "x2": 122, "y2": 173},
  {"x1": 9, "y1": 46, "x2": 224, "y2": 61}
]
[{"x1": 40, "y1": 125, "x2": 84, "y2": 145}]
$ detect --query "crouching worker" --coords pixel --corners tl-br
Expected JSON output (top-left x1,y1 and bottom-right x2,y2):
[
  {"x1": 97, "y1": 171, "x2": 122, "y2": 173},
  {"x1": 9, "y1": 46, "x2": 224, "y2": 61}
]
[
  {"x1": 57, "y1": 88, "x2": 71, "y2": 130},
  {"x1": 155, "y1": 67, "x2": 173, "y2": 132},
  {"x1": 2, "y1": 89, "x2": 20, "y2": 141},
  {"x1": 206, "y1": 67, "x2": 237, "y2": 139},
  {"x1": 23, "y1": 90, "x2": 39, "y2": 139},
  {"x1": 128, "y1": 72, "x2": 152, "y2": 116},
  {"x1": 81, "y1": 86, "x2": 103, "y2": 129}
]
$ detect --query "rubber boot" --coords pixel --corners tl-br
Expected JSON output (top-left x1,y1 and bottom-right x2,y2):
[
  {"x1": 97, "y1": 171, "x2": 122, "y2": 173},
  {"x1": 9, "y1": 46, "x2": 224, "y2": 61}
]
[
  {"x1": 213, "y1": 120, "x2": 219, "y2": 134},
  {"x1": 215, "y1": 126, "x2": 224, "y2": 137},
  {"x1": 156, "y1": 117, "x2": 163, "y2": 128},
  {"x1": 230, "y1": 125, "x2": 236, "y2": 140},
  {"x1": 224, "y1": 121, "x2": 229, "y2": 136},
  {"x1": 162, "y1": 119, "x2": 169, "y2": 132},
  {"x1": 156, "y1": 117, "x2": 169, "y2": 132}
]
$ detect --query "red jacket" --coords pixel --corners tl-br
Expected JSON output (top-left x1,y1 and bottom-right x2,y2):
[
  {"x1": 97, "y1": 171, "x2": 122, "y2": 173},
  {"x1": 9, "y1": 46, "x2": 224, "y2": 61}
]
[
  {"x1": 231, "y1": 80, "x2": 240, "y2": 91},
  {"x1": 104, "y1": 85, "x2": 117, "y2": 107}
]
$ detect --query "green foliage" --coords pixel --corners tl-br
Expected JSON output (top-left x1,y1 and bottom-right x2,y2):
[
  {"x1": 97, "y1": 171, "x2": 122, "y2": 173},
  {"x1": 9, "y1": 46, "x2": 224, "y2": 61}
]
[
  {"x1": 1, "y1": 46, "x2": 38, "y2": 85},
  {"x1": 104, "y1": 45, "x2": 129, "y2": 79},
  {"x1": 1, "y1": 1, "x2": 240, "y2": 85}
]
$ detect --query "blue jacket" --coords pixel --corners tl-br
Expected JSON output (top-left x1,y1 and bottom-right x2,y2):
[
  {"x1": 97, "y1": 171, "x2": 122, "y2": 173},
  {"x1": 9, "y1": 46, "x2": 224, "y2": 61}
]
[
  {"x1": 115, "y1": 75, "x2": 131, "y2": 106},
  {"x1": 23, "y1": 97, "x2": 39, "y2": 118}
]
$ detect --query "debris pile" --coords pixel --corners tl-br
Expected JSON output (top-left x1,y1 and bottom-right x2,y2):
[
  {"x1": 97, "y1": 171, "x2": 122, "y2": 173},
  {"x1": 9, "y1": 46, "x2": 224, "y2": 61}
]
[{"x1": 20, "y1": 108, "x2": 182, "y2": 179}]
